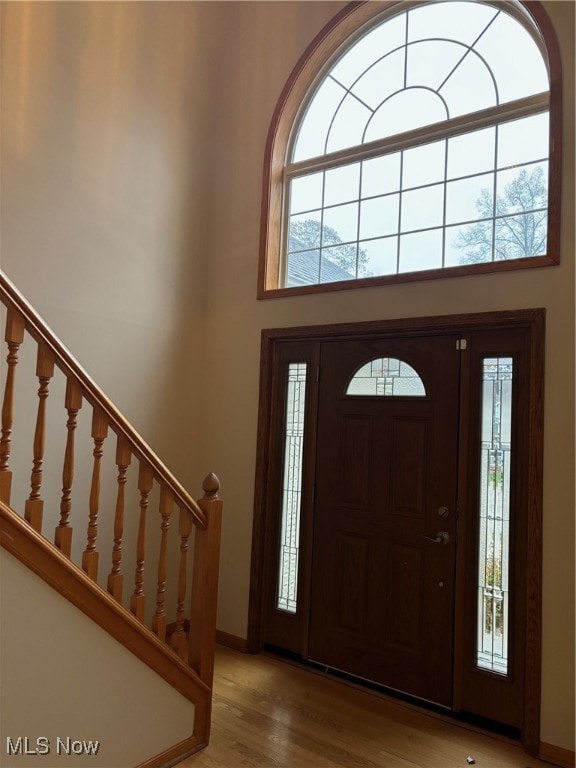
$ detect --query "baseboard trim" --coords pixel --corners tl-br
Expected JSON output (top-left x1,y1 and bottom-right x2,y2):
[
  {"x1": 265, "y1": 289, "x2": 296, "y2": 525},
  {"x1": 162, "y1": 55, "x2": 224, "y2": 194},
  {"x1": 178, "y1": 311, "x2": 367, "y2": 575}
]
[
  {"x1": 135, "y1": 734, "x2": 205, "y2": 768},
  {"x1": 540, "y1": 742, "x2": 576, "y2": 768},
  {"x1": 216, "y1": 629, "x2": 248, "y2": 652}
]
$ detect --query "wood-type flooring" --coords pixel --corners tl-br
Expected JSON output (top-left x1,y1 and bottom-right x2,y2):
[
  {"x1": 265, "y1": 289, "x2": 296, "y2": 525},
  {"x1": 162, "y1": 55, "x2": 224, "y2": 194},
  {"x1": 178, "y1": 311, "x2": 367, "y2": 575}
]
[{"x1": 184, "y1": 646, "x2": 552, "y2": 768}]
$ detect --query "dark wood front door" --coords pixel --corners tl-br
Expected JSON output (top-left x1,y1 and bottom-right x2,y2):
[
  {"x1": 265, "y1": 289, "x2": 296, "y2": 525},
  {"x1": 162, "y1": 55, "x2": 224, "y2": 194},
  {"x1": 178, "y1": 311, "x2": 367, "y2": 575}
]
[
  {"x1": 255, "y1": 313, "x2": 544, "y2": 746},
  {"x1": 308, "y1": 335, "x2": 460, "y2": 706}
]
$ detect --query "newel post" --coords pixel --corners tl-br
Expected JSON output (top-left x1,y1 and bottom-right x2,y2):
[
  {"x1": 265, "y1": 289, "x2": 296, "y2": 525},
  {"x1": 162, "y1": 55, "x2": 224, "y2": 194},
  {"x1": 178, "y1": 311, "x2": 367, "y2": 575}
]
[{"x1": 189, "y1": 473, "x2": 222, "y2": 693}]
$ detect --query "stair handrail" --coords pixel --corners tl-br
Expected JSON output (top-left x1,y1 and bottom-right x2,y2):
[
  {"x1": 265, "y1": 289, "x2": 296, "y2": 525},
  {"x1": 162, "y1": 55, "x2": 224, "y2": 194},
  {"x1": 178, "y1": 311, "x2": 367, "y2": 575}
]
[{"x1": 0, "y1": 270, "x2": 206, "y2": 528}]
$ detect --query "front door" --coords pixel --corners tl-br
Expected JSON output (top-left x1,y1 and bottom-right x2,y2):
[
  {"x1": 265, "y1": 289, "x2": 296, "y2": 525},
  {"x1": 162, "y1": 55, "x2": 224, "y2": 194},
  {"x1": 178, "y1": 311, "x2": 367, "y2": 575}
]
[
  {"x1": 308, "y1": 335, "x2": 460, "y2": 706},
  {"x1": 256, "y1": 313, "x2": 544, "y2": 744}
]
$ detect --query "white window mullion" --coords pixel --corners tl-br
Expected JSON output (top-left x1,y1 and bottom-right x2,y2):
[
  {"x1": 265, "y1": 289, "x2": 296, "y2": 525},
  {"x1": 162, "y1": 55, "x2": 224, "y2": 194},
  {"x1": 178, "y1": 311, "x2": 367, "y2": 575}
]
[{"x1": 286, "y1": 92, "x2": 549, "y2": 178}]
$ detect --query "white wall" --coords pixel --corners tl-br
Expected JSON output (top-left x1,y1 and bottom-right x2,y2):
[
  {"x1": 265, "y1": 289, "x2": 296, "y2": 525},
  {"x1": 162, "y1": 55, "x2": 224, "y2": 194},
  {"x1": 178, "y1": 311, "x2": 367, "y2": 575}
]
[
  {"x1": 1, "y1": 0, "x2": 574, "y2": 753},
  {"x1": 0, "y1": 549, "x2": 195, "y2": 768}
]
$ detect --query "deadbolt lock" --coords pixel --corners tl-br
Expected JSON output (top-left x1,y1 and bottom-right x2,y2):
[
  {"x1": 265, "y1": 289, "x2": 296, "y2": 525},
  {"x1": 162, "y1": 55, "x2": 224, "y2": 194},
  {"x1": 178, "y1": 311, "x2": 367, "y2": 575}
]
[{"x1": 438, "y1": 506, "x2": 450, "y2": 518}]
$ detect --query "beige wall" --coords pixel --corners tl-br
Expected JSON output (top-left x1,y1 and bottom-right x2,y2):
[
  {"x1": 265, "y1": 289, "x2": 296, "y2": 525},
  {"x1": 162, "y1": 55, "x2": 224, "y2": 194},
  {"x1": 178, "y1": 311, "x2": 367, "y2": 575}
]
[
  {"x1": 1, "y1": 0, "x2": 574, "y2": 753},
  {"x1": 0, "y1": 549, "x2": 196, "y2": 768},
  {"x1": 1, "y1": 0, "x2": 213, "y2": 484}
]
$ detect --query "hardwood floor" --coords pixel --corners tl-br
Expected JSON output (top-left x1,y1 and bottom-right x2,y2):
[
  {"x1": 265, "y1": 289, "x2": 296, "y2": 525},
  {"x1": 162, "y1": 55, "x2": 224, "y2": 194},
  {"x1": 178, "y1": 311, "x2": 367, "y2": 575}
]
[{"x1": 184, "y1": 646, "x2": 551, "y2": 768}]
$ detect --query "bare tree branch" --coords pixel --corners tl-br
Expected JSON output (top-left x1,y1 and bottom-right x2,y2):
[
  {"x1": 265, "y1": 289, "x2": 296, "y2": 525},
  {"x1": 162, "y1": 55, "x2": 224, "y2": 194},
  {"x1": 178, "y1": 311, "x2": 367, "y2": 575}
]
[{"x1": 454, "y1": 167, "x2": 548, "y2": 263}]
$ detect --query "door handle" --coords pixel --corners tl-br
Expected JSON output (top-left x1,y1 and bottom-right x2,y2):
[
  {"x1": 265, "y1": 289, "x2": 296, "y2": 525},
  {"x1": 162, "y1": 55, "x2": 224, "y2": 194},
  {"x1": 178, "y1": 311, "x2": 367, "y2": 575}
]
[{"x1": 424, "y1": 531, "x2": 450, "y2": 545}]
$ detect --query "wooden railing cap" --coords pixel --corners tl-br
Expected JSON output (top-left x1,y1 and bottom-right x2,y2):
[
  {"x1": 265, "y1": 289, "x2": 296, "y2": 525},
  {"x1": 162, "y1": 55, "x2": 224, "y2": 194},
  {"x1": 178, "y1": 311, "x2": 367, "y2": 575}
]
[{"x1": 201, "y1": 473, "x2": 220, "y2": 500}]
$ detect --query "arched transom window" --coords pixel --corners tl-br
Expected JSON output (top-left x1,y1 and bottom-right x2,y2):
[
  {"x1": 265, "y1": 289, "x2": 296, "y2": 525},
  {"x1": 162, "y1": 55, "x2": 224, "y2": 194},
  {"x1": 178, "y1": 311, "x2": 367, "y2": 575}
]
[{"x1": 259, "y1": 1, "x2": 561, "y2": 297}]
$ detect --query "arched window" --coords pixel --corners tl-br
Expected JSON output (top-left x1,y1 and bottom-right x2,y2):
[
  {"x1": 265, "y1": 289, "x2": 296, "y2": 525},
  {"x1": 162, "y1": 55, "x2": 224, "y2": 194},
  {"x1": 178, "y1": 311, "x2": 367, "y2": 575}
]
[{"x1": 258, "y1": 1, "x2": 561, "y2": 298}]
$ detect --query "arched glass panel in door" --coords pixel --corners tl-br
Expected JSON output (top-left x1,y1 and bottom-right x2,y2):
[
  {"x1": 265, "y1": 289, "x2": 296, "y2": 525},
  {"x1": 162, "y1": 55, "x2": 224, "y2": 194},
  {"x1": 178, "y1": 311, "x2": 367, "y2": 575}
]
[{"x1": 345, "y1": 357, "x2": 426, "y2": 396}]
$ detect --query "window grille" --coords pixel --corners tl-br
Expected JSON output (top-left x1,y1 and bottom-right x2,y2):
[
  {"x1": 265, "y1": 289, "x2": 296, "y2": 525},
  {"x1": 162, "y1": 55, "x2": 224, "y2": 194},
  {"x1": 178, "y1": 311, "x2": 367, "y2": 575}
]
[{"x1": 259, "y1": 0, "x2": 561, "y2": 297}]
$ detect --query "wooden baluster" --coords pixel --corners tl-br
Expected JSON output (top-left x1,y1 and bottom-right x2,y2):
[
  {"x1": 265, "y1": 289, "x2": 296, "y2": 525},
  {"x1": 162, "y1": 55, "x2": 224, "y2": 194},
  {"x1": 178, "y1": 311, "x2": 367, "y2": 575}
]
[
  {"x1": 55, "y1": 379, "x2": 83, "y2": 557},
  {"x1": 130, "y1": 462, "x2": 153, "y2": 622},
  {"x1": 0, "y1": 310, "x2": 25, "y2": 505},
  {"x1": 107, "y1": 437, "x2": 132, "y2": 601},
  {"x1": 24, "y1": 344, "x2": 55, "y2": 532},
  {"x1": 81, "y1": 408, "x2": 108, "y2": 580},
  {"x1": 172, "y1": 505, "x2": 192, "y2": 659},
  {"x1": 152, "y1": 486, "x2": 173, "y2": 641}
]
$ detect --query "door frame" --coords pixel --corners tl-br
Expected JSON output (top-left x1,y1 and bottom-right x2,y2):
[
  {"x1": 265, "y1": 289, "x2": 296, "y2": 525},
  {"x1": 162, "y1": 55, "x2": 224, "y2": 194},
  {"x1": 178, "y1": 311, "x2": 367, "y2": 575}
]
[{"x1": 248, "y1": 308, "x2": 544, "y2": 754}]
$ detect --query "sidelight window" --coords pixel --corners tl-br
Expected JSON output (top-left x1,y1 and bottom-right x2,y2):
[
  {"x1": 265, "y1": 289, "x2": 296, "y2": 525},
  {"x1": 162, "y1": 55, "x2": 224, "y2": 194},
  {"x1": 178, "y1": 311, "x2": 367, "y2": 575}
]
[
  {"x1": 476, "y1": 357, "x2": 513, "y2": 675},
  {"x1": 276, "y1": 363, "x2": 307, "y2": 613}
]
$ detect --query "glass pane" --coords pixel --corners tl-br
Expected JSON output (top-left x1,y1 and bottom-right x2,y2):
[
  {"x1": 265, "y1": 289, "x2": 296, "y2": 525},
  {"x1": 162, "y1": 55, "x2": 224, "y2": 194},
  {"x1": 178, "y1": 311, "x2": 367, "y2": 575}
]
[
  {"x1": 293, "y1": 78, "x2": 346, "y2": 162},
  {"x1": 346, "y1": 357, "x2": 426, "y2": 396},
  {"x1": 408, "y1": 2, "x2": 498, "y2": 47},
  {"x1": 352, "y1": 50, "x2": 405, "y2": 110},
  {"x1": 399, "y1": 228, "x2": 443, "y2": 272},
  {"x1": 445, "y1": 221, "x2": 494, "y2": 266},
  {"x1": 439, "y1": 51, "x2": 497, "y2": 117},
  {"x1": 496, "y1": 163, "x2": 548, "y2": 215},
  {"x1": 495, "y1": 212, "x2": 548, "y2": 260},
  {"x1": 497, "y1": 113, "x2": 549, "y2": 169},
  {"x1": 288, "y1": 213, "x2": 322, "y2": 250},
  {"x1": 322, "y1": 202, "x2": 359, "y2": 245},
  {"x1": 494, "y1": 164, "x2": 548, "y2": 259},
  {"x1": 445, "y1": 173, "x2": 494, "y2": 226},
  {"x1": 289, "y1": 173, "x2": 324, "y2": 215},
  {"x1": 361, "y1": 153, "x2": 401, "y2": 198},
  {"x1": 474, "y1": 11, "x2": 549, "y2": 104},
  {"x1": 360, "y1": 194, "x2": 400, "y2": 240},
  {"x1": 331, "y1": 12, "x2": 407, "y2": 88},
  {"x1": 401, "y1": 184, "x2": 444, "y2": 232},
  {"x1": 326, "y1": 93, "x2": 372, "y2": 154},
  {"x1": 276, "y1": 363, "x2": 308, "y2": 613},
  {"x1": 402, "y1": 139, "x2": 446, "y2": 190},
  {"x1": 447, "y1": 127, "x2": 496, "y2": 180},
  {"x1": 476, "y1": 357, "x2": 513, "y2": 675},
  {"x1": 285, "y1": 249, "x2": 320, "y2": 287},
  {"x1": 406, "y1": 40, "x2": 465, "y2": 91},
  {"x1": 364, "y1": 88, "x2": 448, "y2": 143},
  {"x1": 360, "y1": 236, "x2": 398, "y2": 277},
  {"x1": 324, "y1": 163, "x2": 361, "y2": 207},
  {"x1": 320, "y1": 245, "x2": 357, "y2": 283}
]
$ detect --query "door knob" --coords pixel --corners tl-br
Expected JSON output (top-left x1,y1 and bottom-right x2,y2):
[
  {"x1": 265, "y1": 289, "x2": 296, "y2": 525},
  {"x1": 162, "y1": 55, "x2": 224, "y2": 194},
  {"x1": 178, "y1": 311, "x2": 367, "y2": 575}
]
[{"x1": 424, "y1": 531, "x2": 450, "y2": 545}]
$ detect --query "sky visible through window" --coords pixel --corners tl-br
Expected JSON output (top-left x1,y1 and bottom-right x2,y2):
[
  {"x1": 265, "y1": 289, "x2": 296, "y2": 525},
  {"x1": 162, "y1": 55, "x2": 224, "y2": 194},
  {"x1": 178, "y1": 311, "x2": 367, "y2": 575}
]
[{"x1": 285, "y1": 2, "x2": 550, "y2": 286}]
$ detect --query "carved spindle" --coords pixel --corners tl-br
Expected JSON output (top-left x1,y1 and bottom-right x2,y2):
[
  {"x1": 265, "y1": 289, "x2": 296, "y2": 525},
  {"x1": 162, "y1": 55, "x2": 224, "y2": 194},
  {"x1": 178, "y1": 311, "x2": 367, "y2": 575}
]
[
  {"x1": 24, "y1": 344, "x2": 55, "y2": 532},
  {"x1": 81, "y1": 408, "x2": 108, "y2": 581},
  {"x1": 0, "y1": 310, "x2": 25, "y2": 504},
  {"x1": 130, "y1": 462, "x2": 153, "y2": 622},
  {"x1": 172, "y1": 505, "x2": 192, "y2": 658},
  {"x1": 189, "y1": 473, "x2": 223, "y2": 697},
  {"x1": 152, "y1": 486, "x2": 174, "y2": 641},
  {"x1": 107, "y1": 437, "x2": 132, "y2": 602},
  {"x1": 55, "y1": 379, "x2": 83, "y2": 557}
]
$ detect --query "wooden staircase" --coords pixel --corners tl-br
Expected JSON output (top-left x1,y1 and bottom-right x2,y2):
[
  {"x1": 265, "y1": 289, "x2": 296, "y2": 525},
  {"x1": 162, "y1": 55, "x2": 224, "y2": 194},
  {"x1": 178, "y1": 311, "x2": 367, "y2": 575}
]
[{"x1": 0, "y1": 270, "x2": 222, "y2": 765}]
